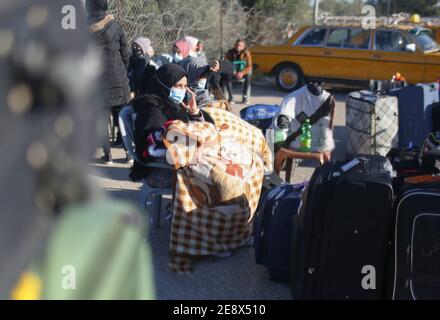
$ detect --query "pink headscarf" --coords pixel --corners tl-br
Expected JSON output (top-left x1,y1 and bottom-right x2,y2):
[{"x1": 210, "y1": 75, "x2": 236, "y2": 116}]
[
  {"x1": 184, "y1": 36, "x2": 199, "y2": 55},
  {"x1": 174, "y1": 39, "x2": 189, "y2": 59}
]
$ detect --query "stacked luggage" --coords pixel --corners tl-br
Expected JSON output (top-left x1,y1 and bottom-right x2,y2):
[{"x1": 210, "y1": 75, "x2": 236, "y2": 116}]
[
  {"x1": 346, "y1": 91, "x2": 399, "y2": 156},
  {"x1": 254, "y1": 183, "x2": 307, "y2": 282},
  {"x1": 290, "y1": 156, "x2": 395, "y2": 300},
  {"x1": 392, "y1": 183, "x2": 440, "y2": 300},
  {"x1": 347, "y1": 83, "x2": 440, "y2": 156},
  {"x1": 388, "y1": 83, "x2": 439, "y2": 149},
  {"x1": 254, "y1": 82, "x2": 440, "y2": 300}
]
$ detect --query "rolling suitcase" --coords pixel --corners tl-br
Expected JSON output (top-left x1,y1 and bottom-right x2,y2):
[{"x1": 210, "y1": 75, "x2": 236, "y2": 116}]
[
  {"x1": 254, "y1": 183, "x2": 306, "y2": 282},
  {"x1": 240, "y1": 104, "x2": 280, "y2": 134},
  {"x1": 290, "y1": 155, "x2": 395, "y2": 300},
  {"x1": 346, "y1": 91, "x2": 399, "y2": 157},
  {"x1": 391, "y1": 184, "x2": 440, "y2": 300},
  {"x1": 432, "y1": 102, "x2": 440, "y2": 132},
  {"x1": 389, "y1": 83, "x2": 439, "y2": 148}
]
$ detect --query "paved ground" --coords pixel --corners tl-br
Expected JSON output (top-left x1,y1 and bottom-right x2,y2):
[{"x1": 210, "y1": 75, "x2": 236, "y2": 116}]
[{"x1": 90, "y1": 80, "x2": 352, "y2": 300}]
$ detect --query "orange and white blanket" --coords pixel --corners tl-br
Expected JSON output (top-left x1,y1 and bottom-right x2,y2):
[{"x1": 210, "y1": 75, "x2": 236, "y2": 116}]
[{"x1": 163, "y1": 108, "x2": 272, "y2": 272}]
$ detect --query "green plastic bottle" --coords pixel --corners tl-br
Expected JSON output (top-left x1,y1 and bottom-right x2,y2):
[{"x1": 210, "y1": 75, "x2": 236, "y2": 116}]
[
  {"x1": 300, "y1": 119, "x2": 312, "y2": 152},
  {"x1": 274, "y1": 129, "x2": 288, "y2": 144}
]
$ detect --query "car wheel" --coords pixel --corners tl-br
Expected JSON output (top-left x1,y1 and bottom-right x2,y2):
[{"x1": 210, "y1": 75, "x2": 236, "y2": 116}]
[{"x1": 275, "y1": 64, "x2": 304, "y2": 92}]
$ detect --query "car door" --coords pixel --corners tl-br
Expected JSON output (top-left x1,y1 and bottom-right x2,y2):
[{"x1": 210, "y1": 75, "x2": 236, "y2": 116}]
[
  {"x1": 318, "y1": 27, "x2": 372, "y2": 81},
  {"x1": 291, "y1": 27, "x2": 330, "y2": 78},
  {"x1": 369, "y1": 29, "x2": 425, "y2": 83}
]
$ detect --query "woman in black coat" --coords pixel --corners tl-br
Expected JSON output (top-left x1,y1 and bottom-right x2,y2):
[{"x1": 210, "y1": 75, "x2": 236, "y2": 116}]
[
  {"x1": 86, "y1": 0, "x2": 130, "y2": 164},
  {"x1": 130, "y1": 64, "x2": 214, "y2": 188}
]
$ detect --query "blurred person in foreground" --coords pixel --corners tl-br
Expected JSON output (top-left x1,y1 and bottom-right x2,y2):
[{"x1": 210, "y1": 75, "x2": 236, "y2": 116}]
[
  {"x1": 225, "y1": 39, "x2": 253, "y2": 105},
  {"x1": 0, "y1": 0, "x2": 154, "y2": 300},
  {"x1": 86, "y1": 0, "x2": 130, "y2": 164}
]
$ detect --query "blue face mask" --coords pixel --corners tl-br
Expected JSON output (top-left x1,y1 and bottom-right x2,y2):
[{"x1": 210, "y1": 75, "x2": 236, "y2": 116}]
[
  {"x1": 169, "y1": 87, "x2": 186, "y2": 104},
  {"x1": 173, "y1": 53, "x2": 183, "y2": 63}
]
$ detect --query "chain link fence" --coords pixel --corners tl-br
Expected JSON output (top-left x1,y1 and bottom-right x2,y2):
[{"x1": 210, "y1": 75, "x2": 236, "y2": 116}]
[{"x1": 107, "y1": 0, "x2": 301, "y2": 60}]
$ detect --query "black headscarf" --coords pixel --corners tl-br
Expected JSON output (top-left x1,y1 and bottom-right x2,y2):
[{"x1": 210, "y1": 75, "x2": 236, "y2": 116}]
[
  {"x1": 149, "y1": 63, "x2": 188, "y2": 98},
  {"x1": 132, "y1": 63, "x2": 189, "y2": 123},
  {"x1": 85, "y1": 0, "x2": 108, "y2": 24}
]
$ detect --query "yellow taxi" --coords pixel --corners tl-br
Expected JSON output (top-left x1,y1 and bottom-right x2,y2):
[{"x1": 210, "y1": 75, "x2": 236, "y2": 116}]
[{"x1": 250, "y1": 25, "x2": 440, "y2": 91}]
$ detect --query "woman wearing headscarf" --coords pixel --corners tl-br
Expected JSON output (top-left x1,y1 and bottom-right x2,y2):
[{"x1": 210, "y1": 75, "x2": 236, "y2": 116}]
[
  {"x1": 180, "y1": 36, "x2": 211, "y2": 89},
  {"x1": 131, "y1": 67, "x2": 271, "y2": 273},
  {"x1": 171, "y1": 39, "x2": 190, "y2": 64},
  {"x1": 128, "y1": 37, "x2": 156, "y2": 96},
  {"x1": 85, "y1": 0, "x2": 130, "y2": 164},
  {"x1": 129, "y1": 63, "x2": 214, "y2": 188}
]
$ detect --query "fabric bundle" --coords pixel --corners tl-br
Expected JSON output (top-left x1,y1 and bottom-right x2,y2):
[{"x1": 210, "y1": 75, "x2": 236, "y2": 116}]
[{"x1": 163, "y1": 108, "x2": 272, "y2": 272}]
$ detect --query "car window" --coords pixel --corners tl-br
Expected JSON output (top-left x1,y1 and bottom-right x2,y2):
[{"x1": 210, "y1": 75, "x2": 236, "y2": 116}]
[
  {"x1": 327, "y1": 29, "x2": 370, "y2": 49},
  {"x1": 299, "y1": 28, "x2": 327, "y2": 46},
  {"x1": 375, "y1": 30, "x2": 409, "y2": 52},
  {"x1": 345, "y1": 29, "x2": 370, "y2": 49},
  {"x1": 409, "y1": 28, "x2": 440, "y2": 52}
]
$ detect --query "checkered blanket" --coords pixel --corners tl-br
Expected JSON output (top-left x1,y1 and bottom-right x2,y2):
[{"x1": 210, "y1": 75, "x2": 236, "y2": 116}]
[{"x1": 163, "y1": 108, "x2": 272, "y2": 272}]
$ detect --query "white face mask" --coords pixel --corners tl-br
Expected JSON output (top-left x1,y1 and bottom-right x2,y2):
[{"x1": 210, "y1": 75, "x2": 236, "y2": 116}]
[
  {"x1": 197, "y1": 79, "x2": 207, "y2": 90},
  {"x1": 173, "y1": 53, "x2": 183, "y2": 63}
]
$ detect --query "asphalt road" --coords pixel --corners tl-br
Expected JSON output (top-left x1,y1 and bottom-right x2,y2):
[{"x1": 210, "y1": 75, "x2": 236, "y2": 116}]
[{"x1": 90, "y1": 80, "x2": 352, "y2": 300}]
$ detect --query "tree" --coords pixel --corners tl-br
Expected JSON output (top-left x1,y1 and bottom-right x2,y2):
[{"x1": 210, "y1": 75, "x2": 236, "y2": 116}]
[
  {"x1": 374, "y1": 0, "x2": 440, "y2": 16},
  {"x1": 240, "y1": 0, "x2": 311, "y2": 22},
  {"x1": 319, "y1": 0, "x2": 368, "y2": 16}
]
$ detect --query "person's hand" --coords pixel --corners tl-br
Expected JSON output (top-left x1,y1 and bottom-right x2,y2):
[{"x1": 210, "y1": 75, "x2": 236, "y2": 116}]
[
  {"x1": 235, "y1": 72, "x2": 244, "y2": 80},
  {"x1": 210, "y1": 60, "x2": 220, "y2": 72},
  {"x1": 182, "y1": 88, "x2": 199, "y2": 115},
  {"x1": 129, "y1": 92, "x2": 135, "y2": 100}
]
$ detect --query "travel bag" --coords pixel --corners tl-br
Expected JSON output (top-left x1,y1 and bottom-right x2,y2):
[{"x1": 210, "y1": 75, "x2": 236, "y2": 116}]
[
  {"x1": 432, "y1": 102, "x2": 440, "y2": 133},
  {"x1": 346, "y1": 91, "x2": 399, "y2": 156},
  {"x1": 254, "y1": 182, "x2": 306, "y2": 282},
  {"x1": 240, "y1": 104, "x2": 280, "y2": 134},
  {"x1": 290, "y1": 155, "x2": 395, "y2": 300},
  {"x1": 389, "y1": 83, "x2": 439, "y2": 148},
  {"x1": 391, "y1": 183, "x2": 440, "y2": 300}
]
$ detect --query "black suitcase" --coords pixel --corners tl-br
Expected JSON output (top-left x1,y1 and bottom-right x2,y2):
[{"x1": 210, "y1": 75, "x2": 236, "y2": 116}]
[
  {"x1": 254, "y1": 183, "x2": 306, "y2": 282},
  {"x1": 433, "y1": 102, "x2": 440, "y2": 132},
  {"x1": 391, "y1": 184, "x2": 440, "y2": 300},
  {"x1": 290, "y1": 155, "x2": 395, "y2": 300}
]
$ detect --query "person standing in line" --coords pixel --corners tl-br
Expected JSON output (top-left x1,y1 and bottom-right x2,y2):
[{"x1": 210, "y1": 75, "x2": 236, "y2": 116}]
[{"x1": 86, "y1": 0, "x2": 130, "y2": 164}]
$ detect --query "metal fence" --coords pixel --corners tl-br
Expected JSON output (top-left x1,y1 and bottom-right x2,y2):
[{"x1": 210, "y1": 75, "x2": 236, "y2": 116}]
[{"x1": 107, "y1": 0, "x2": 298, "y2": 60}]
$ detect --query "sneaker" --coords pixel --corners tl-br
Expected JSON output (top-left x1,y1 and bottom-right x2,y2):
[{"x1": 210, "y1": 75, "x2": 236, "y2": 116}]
[
  {"x1": 242, "y1": 98, "x2": 250, "y2": 105},
  {"x1": 99, "y1": 154, "x2": 113, "y2": 165},
  {"x1": 228, "y1": 100, "x2": 235, "y2": 106},
  {"x1": 213, "y1": 251, "x2": 232, "y2": 258},
  {"x1": 126, "y1": 152, "x2": 134, "y2": 165},
  {"x1": 114, "y1": 133, "x2": 123, "y2": 147}
]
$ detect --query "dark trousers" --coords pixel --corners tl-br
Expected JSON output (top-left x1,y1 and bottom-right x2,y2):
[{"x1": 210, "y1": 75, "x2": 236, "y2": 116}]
[
  {"x1": 220, "y1": 75, "x2": 233, "y2": 102},
  {"x1": 103, "y1": 105, "x2": 124, "y2": 156},
  {"x1": 241, "y1": 74, "x2": 251, "y2": 101},
  {"x1": 221, "y1": 74, "x2": 251, "y2": 102}
]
